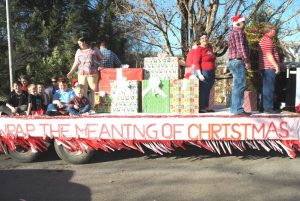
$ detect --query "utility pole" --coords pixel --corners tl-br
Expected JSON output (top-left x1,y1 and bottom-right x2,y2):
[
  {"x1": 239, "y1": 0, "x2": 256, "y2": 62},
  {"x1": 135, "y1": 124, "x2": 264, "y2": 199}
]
[{"x1": 6, "y1": 0, "x2": 14, "y2": 90}]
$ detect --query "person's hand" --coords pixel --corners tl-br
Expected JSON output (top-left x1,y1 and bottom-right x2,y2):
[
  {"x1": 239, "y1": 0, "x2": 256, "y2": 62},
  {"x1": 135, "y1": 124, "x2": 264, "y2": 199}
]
[
  {"x1": 196, "y1": 70, "x2": 205, "y2": 81},
  {"x1": 11, "y1": 107, "x2": 17, "y2": 113},
  {"x1": 74, "y1": 105, "x2": 79, "y2": 110},
  {"x1": 275, "y1": 67, "x2": 280, "y2": 74},
  {"x1": 57, "y1": 102, "x2": 64, "y2": 108},
  {"x1": 245, "y1": 63, "x2": 251, "y2": 70},
  {"x1": 67, "y1": 72, "x2": 73, "y2": 79},
  {"x1": 98, "y1": 67, "x2": 104, "y2": 71},
  {"x1": 198, "y1": 73, "x2": 205, "y2": 81}
]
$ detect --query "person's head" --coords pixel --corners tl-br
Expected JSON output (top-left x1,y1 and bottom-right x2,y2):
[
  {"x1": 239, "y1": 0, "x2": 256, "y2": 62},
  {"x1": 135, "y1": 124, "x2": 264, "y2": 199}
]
[
  {"x1": 99, "y1": 41, "x2": 107, "y2": 48},
  {"x1": 27, "y1": 84, "x2": 37, "y2": 95},
  {"x1": 13, "y1": 81, "x2": 22, "y2": 93},
  {"x1": 232, "y1": 15, "x2": 246, "y2": 29},
  {"x1": 199, "y1": 32, "x2": 208, "y2": 47},
  {"x1": 78, "y1": 37, "x2": 90, "y2": 50},
  {"x1": 51, "y1": 76, "x2": 58, "y2": 87},
  {"x1": 57, "y1": 77, "x2": 69, "y2": 92},
  {"x1": 37, "y1": 83, "x2": 45, "y2": 93},
  {"x1": 19, "y1": 75, "x2": 30, "y2": 87},
  {"x1": 191, "y1": 40, "x2": 198, "y2": 49},
  {"x1": 263, "y1": 23, "x2": 277, "y2": 38},
  {"x1": 74, "y1": 84, "x2": 84, "y2": 98}
]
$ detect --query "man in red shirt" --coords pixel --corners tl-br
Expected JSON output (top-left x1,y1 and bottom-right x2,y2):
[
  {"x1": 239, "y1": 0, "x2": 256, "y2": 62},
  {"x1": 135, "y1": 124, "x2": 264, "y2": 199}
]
[
  {"x1": 227, "y1": 15, "x2": 251, "y2": 115},
  {"x1": 258, "y1": 23, "x2": 281, "y2": 114}
]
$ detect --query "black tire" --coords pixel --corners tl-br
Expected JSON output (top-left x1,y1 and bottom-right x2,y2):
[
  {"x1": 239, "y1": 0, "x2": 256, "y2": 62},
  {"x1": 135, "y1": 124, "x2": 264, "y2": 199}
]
[
  {"x1": 54, "y1": 140, "x2": 94, "y2": 164},
  {"x1": 7, "y1": 145, "x2": 40, "y2": 163}
]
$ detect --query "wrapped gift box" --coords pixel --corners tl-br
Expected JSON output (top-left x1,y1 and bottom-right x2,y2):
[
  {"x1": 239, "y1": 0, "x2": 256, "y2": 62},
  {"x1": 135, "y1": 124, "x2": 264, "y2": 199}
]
[
  {"x1": 94, "y1": 92, "x2": 111, "y2": 113},
  {"x1": 144, "y1": 57, "x2": 179, "y2": 80},
  {"x1": 208, "y1": 83, "x2": 215, "y2": 110},
  {"x1": 99, "y1": 68, "x2": 143, "y2": 95},
  {"x1": 142, "y1": 80, "x2": 170, "y2": 113},
  {"x1": 110, "y1": 80, "x2": 140, "y2": 114},
  {"x1": 243, "y1": 91, "x2": 258, "y2": 112},
  {"x1": 170, "y1": 79, "x2": 199, "y2": 113}
]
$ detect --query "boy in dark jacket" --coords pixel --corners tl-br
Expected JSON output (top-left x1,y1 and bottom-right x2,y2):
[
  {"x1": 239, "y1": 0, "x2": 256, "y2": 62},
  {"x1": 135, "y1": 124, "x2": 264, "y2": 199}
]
[{"x1": 6, "y1": 81, "x2": 28, "y2": 115}]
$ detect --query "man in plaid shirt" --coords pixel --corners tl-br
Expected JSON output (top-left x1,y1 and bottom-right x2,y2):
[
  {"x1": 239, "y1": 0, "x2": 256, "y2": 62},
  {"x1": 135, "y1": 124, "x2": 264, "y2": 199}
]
[
  {"x1": 99, "y1": 41, "x2": 121, "y2": 68},
  {"x1": 227, "y1": 15, "x2": 251, "y2": 115}
]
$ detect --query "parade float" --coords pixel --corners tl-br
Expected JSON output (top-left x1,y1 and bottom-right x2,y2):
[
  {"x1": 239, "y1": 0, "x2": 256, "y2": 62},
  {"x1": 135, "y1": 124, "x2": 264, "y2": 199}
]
[{"x1": 1, "y1": 57, "x2": 300, "y2": 164}]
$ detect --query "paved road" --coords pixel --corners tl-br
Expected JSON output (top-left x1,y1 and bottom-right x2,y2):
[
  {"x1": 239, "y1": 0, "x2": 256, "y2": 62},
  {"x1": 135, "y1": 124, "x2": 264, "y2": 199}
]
[{"x1": 1, "y1": 146, "x2": 300, "y2": 201}]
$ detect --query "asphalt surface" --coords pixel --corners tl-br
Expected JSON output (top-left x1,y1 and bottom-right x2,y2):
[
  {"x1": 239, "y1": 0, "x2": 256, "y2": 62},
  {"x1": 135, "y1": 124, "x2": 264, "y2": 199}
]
[{"x1": 1, "y1": 146, "x2": 300, "y2": 201}]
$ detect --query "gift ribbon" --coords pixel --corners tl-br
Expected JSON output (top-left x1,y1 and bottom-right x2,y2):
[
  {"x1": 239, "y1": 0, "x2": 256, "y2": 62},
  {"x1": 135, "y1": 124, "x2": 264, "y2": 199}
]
[
  {"x1": 142, "y1": 77, "x2": 167, "y2": 98},
  {"x1": 116, "y1": 68, "x2": 123, "y2": 81},
  {"x1": 112, "y1": 68, "x2": 133, "y2": 98}
]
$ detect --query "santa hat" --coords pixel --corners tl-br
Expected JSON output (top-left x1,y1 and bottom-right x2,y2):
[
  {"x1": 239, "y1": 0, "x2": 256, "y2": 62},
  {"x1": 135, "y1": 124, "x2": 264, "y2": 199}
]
[
  {"x1": 232, "y1": 15, "x2": 245, "y2": 26},
  {"x1": 72, "y1": 78, "x2": 79, "y2": 88}
]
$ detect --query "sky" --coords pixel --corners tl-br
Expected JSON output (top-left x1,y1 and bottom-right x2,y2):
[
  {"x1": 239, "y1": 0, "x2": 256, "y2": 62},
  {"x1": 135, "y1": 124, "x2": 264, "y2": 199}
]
[{"x1": 161, "y1": 0, "x2": 300, "y2": 53}]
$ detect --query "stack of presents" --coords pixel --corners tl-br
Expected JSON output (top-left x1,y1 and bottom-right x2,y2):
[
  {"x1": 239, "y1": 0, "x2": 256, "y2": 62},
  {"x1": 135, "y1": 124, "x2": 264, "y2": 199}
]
[
  {"x1": 95, "y1": 56, "x2": 210, "y2": 114},
  {"x1": 94, "y1": 56, "x2": 258, "y2": 114}
]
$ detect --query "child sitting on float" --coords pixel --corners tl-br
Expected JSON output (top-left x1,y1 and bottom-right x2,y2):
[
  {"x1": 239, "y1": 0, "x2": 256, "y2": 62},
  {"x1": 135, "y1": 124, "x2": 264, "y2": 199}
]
[
  {"x1": 67, "y1": 84, "x2": 91, "y2": 116},
  {"x1": 46, "y1": 77, "x2": 75, "y2": 116},
  {"x1": 27, "y1": 84, "x2": 44, "y2": 115}
]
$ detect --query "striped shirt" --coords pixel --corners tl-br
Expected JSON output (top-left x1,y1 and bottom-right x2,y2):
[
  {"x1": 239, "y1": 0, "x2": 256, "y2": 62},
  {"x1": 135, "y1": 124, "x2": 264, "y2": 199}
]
[
  {"x1": 228, "y1": 27, "x2": 250, "y2": 63},
  {"x1": 258, "y1": 35, "x2": 280, "y2": 70},
  {"x1": 75, "y1": 48, "x2": 103, "y2": 75}
]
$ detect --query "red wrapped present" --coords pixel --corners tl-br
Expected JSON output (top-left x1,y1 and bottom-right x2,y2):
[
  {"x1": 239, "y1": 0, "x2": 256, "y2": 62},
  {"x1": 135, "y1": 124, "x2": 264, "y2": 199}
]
[
  {"x1": 98, "y1": 68, "x2": 143, "y2": 94},
  {"x1": 296, "y1": 104, "x2": 300, "y2": 113},
  {"x1": 243, "y1": 91, "x2": 257, "y2": 112}
]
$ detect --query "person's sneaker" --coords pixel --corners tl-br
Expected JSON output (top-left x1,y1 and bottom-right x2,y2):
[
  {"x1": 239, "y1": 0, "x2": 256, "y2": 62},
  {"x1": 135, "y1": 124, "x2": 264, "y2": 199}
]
[
  {"x1": 89, "y1": 110, "x2": 96, "y2": 115},
  {"x1": 234, "y1": 111, "x2": 252, "y2": 116},
  {"x1": 264, "y1": 109, "x2": 281, "y2": 114}
]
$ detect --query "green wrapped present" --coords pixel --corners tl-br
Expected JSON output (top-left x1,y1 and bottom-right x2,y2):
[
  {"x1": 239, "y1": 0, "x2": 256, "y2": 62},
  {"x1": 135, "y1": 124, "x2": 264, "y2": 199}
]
[{"x1": 142, "y1": 79, "x2": 170, "y2": 113}]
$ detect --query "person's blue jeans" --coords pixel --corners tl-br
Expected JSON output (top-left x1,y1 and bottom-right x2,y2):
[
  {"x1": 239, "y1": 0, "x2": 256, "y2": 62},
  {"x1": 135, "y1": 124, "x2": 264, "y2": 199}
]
[
  {"x1": 228, "y1": 60, "x2": 247, "y2": 114},
  {"x1": 67, "y1": 104, "x2": 91, "y2": 115},
  {"x1": 261, "y1": 69, "x2": 276, "y2": 111},
  {"x1": 198, "y1": 70, "x2": 215, "y2": 110},
  {"x1": 46, "y1": 103, "x2": 70, "y2": 116}
]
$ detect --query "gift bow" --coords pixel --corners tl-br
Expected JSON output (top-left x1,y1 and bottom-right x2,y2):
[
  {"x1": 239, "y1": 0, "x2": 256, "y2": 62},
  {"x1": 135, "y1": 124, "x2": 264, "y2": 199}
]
[{"x1": 142, "y1": 77, "x2": 167, "y2": 98}]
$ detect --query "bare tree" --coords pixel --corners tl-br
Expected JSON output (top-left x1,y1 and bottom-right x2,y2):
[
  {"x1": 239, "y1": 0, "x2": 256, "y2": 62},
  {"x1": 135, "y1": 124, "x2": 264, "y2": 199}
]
[{"x1": 115, "y1": 0, "x2": 299, "y2": 58}]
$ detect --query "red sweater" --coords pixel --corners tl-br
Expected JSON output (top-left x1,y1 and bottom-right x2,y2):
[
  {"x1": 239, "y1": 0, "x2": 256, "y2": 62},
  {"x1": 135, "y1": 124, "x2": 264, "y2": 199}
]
[
  {"x1": 198, "y1": 44, "x2": 216, "y2": 71},
  {"x1": 185, "y1": 47, "x2": 201, "y2": 70}
]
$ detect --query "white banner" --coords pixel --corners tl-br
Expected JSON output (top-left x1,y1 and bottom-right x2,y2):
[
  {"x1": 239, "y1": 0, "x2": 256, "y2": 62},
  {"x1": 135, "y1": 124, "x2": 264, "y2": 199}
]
[{"x1": 0, "y1": 114, "x2": 299, "y2": 140}]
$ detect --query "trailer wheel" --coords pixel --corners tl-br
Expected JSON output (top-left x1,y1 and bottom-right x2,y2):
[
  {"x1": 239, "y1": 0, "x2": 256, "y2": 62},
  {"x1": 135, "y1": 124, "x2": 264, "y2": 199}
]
[
  {"x1": 8, "y1": 145, "x2": 40, "y2": 163},
  {"x1": 54, "y1": 140, "x2": 94, "y2": 164}
]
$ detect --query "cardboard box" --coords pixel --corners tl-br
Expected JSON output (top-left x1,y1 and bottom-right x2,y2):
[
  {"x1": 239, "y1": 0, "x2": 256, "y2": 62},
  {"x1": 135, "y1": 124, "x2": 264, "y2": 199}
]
[
  {"x1": 243, "y1": 91, "x2": 258, "y2": 112},
  {"x1": 170, "y1": 79, "x2": 199, "y2": 113},
  {"x1": 110, "y1": 80, "x2": 140, "y2": 114},
  {"x1": 144, "y1": 57, "x2": 179, "y2": 80},
  {"x1": 99, "y1": 68, "x2": 143, "y2": 95},
  {"x1": 94, "y1": 92, "x2": 111, "y2": 113},
  {"x1": 142, "y1": 80, "x2": 170, "y2": 113}
]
